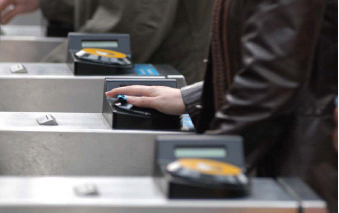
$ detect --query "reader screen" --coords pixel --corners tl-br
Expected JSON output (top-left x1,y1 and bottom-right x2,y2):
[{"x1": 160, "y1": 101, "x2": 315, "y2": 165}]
[
  {"x1": 82, "y1": 40, "x2": 118, "y2": 49},
  {"x1": 174, "y1": 147, "x2": 226, "y2": 158}
]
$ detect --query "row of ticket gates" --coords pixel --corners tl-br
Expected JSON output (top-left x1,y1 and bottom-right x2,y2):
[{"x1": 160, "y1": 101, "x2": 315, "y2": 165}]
[{"x1": 0, "y1": 33, "x2": 328, "y2": 212}]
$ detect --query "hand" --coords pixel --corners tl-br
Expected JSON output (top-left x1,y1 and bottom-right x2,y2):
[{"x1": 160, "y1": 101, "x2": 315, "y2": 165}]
[
  {"x1": 105, "y1": 85, "x2": 186, "y2": 115},
  {"x1": 0, "y1": 0, "x2": 40, "y2": 24}
]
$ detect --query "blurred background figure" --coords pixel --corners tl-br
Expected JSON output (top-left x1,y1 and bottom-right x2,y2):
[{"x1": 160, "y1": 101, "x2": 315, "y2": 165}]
[{"x1": 0, "y1": 0, "x2": 215, "y2": 84}]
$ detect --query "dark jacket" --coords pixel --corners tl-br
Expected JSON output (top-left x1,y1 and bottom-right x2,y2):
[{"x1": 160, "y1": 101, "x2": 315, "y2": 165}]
[
  {"x1": 181, "y1": 0, "x2": 338, "y2": 212},
  {"x1": 38, "y1": 0, "x2": 214, "y2": 84}
]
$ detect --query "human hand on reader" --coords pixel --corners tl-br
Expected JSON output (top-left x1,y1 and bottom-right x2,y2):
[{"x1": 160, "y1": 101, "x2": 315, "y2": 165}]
[
  {"x1": 0, "y1": 0, "x2": 39, "y2": 24},
  {"x1": 105, "y1": 85, "x2": 186, "y2": 115}
]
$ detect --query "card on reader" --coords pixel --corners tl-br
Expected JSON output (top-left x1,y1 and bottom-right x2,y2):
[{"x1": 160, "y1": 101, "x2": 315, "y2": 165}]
[{"x1": 107, "y1": 95, "x2": 159, "y2": 117}]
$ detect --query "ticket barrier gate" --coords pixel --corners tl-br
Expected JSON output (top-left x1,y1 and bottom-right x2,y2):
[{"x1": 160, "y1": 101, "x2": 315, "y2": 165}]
[
  {"x1": 0, "y1": 90, "x2": 328, "y2": 213},
  {"x1": 0, "y1": 75, "x2": 189, "y2": 176},
  {"x1": 0, "y1": 177, "x2": 324, "y2": 213},
  {"x1": 0, "y1": 75, "x2": 328, "y2": 213},
  {"x1": 0, "y1": 33, "x2": 190, "y2": 175},
  {"x1": 0, "y1": 33, "x2": 187, "y2": 116},
  {"x1": 0, "y1": 33, "x2": 187, "y2": 89},
  {"x1": 0, "y1": 34, "x2": 328, "y2": 213},
  {"x1": 0, "y1": 95, "x2": 328, "y2": 212},
  {"x1": 0, "y1": 133, "x2": 328, "y2": 213},
  {"x1": 0, "y1": 67, "x2": 186, "y2": 112}
]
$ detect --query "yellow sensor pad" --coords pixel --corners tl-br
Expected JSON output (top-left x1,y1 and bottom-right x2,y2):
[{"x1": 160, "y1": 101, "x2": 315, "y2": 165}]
[
  {"x1": 75, "y1": 48, "x2": 132, "y2": 66},
  {"x1": 177, "y1": 158, "x2": 242, "y2": 176},
  {"x1": 80, "y1": 48, "x2": 127, "y2": 58},
  {"x1": 166, "y1": 158, "x2": 248, "y2": 186}
]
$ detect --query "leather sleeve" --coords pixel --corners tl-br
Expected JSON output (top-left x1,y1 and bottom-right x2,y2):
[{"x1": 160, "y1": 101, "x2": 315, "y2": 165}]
[
  {"x1": 181, "y1": 81, "x2": 204, "y2": 124},
  {"x1": 207, "y1": 0, "x2": 327, "y2": 135},
  {"x1": 39, "y1": 0, "x2": 74, "y2": 24}
]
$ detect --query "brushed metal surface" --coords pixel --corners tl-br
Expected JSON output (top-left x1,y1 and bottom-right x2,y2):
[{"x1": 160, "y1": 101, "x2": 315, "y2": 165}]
[
  {"x1": 0, "y1": 36, "x2": 65, "y2": 62},
  {"x1": 0, "y1": 112, "x2": 111, "y2": 130},
  {"x1": 0, "y1": 128, "x2": 185, "y2": 176},
  {"x1": 0, "y1": 64, "x2": 186, "y2": 112},
  {"x1": 0, "y1": 63, "x2": 72, "y2": 75},
  {"x1": 0, "y1": 177, "x2": 298, "y2": 213},
  {"x1": 278, "y1": 178, "x2": 328, "y2": 213},
  {"x1": 0, "y1": 76, "x2": 104, "y2": 113}
]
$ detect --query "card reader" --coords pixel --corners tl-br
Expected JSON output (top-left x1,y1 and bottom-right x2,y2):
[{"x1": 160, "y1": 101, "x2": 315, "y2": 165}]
[
  {"x1": 102, "y1": 78, "x2": 182, "y2": 130},
  {"x1": 104, "y1": 96, "x2": 180, "y2": 130},
  {"x1": 154, "y1": 135, "x2": 250, "y2": 198}
]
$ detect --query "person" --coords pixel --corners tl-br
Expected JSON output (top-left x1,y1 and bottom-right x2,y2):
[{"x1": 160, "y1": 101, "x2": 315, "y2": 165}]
[
  {"x1": 0, "y1": 0, "x2": 214, "y2": 84},
  {"x1": 106, "y1": 0, "x2": 338, "y2": 212}
]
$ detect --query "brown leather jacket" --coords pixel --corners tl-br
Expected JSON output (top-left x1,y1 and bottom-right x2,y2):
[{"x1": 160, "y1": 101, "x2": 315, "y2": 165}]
[
  {"x1": 181, "y1": 0, "x2": 337, "y2": 212},
  {"x1": 39, "y1": 0, "x2": 214, "y2": 84}
]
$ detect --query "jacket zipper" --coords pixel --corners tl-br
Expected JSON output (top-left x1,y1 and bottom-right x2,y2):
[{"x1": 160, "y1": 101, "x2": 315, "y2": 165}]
[{"x1": 211, "y1": 0, "x2": 232, "y2": 112}]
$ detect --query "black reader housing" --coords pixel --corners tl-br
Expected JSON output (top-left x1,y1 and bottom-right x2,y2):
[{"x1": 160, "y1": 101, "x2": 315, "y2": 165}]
[
  {"x1": 102, "y1": 78, "x2": 181, "y2": 130},
  {"x1": 153, "y1": 135, "x2": 250, "y2": 199},
  {"x1": 67, "y1": 33, "x2": 134, "y2": 75}
]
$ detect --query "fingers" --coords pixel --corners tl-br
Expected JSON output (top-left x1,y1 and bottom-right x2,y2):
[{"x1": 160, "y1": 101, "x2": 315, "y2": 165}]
[
  {"x1": 127, "y1": 96, "x2": 157, "y2": 108},
  {"x1": 0, "y1": 0, "x2": 16, "y2": 24},
  {"x1": 0, "y1": 0, "x2": 40, "y2": 24},
  {"x1": 105, "y1": 85, "x2": 161, "y2": 111},
  {"x1": 105, "y1": 85, "x2": 155, "y2": 97},
  {"x1": 1, "y1": 6, "x2": 20, "y2": 24},
  {"x1": 0, "y1": 0, "x2": 12, "y2": 12}
]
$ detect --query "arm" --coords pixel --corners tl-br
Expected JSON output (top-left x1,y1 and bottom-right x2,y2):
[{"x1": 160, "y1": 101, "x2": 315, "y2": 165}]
[
  {"x1": 105, "y1": 82, "x2": 203, "y2": 118},
  {"x1": 206, "y1": 0, "x2": 327, "y2": 135},
  {"x1": 180, "y1": 81, "x2": 204, "y2": 124},
  {"x1": 105, "y1": 85, "x2": 186, "y2": 115},
  {"x1": 0, "y1": 0, "x2": 74, "y2": 24},
  {"x1": 0, "y1": 0, "x2": 40, "y2": 24}
]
